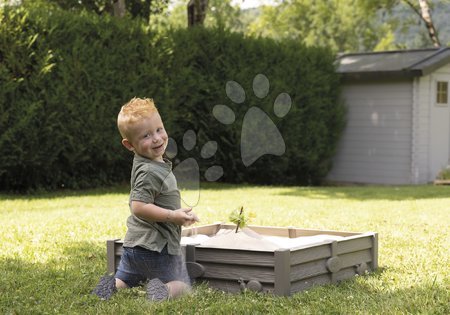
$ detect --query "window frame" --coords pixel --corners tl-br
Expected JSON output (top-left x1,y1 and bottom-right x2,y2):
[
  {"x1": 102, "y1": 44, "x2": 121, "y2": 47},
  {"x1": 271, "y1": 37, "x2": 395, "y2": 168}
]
[{"x1": 436, "y1": 80, "x2": 449, "y2": 106}]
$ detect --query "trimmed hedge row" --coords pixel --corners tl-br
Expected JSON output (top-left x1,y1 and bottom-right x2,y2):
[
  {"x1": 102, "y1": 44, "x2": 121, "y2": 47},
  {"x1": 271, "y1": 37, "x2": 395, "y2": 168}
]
[{"x1": 0, "y1": 4, "x2": 345, "y2": 191}]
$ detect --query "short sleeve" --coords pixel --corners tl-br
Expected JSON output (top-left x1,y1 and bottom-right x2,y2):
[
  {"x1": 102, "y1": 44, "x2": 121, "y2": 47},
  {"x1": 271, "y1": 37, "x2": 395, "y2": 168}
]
[{"x1": 130, "y1": 171, "x2": 160, "y2": 204}]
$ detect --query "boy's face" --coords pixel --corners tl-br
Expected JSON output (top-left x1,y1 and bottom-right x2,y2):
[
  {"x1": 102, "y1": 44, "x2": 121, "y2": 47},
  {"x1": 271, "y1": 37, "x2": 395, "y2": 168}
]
[{"x1": 122, "y1": 112, "x2": 168, "y2": 162}]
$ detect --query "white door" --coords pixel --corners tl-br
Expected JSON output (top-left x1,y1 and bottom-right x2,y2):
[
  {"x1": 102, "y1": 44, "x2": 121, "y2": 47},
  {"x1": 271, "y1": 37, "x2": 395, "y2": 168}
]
[{"x1": 429, "y1": 74, "x2": 450, "y2": 179}]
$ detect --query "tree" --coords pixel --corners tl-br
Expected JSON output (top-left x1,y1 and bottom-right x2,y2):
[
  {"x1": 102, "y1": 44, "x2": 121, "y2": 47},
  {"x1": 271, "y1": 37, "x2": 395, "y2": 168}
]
[
  {"x1": 247, "y1": 0, "x2": 387, "y2": 52},
  {"x1": 167, "y1": 0, "x2": 241, "y2": 30},
  {"x1": 187, "y1": 0, "x2": 208, "y2": 26},
  {"x1": 369, "y1": 0, "x2": 442, "y2": 49},
  {"x1": 404, "y1": 0, "x2": 441, "y2": 47},
  {"x1": 246, "y1": 0, "x2": 444, "y2": 52},
  {"x1": 113, "y1": 0, "x2": 126, "y2": 17}
]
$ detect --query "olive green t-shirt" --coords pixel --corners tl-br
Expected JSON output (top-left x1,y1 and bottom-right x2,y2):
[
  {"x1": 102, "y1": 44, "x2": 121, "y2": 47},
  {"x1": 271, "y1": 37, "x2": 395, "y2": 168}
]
[{"x1": 123, "y1": 154, "x2": 182, "y2": 255}]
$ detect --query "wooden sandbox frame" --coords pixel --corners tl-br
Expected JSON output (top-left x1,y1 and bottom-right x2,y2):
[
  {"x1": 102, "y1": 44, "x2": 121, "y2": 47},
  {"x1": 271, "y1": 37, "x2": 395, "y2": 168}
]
[{"x1": 107, "y1": 223, "x2": 378, "y2": 296}]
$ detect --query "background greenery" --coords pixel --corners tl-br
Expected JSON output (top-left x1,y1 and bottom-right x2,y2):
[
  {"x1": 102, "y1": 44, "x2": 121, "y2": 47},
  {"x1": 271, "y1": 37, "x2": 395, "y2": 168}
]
[
  {"x1": 168, "y1": 0, "x2": 450, "y2": 51},
  {"x1": 0, "y1": 3, "x2": 344, "y2": 191},
  {"x1": 0, "y1": 184, "x2": 448, "y2": 314},
  {"x1": 0, "y1": 4, "x2": 164, "y2": 190},
  {"x1": 2, "y1": 0, "x2": 448, "y2": 192}
]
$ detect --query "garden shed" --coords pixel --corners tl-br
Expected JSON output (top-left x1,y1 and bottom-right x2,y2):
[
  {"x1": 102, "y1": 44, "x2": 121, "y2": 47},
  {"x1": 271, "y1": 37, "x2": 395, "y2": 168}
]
[{"x1": 327, "y1": 48, "x2": 450, "y2": 185}]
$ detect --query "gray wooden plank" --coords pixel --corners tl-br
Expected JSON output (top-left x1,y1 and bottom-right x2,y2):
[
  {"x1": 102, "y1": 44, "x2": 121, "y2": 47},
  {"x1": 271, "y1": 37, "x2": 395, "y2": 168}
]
[
  {"x1": 290, "y1": 244, "x2": 331, "y2": 265},
  {"x1": 182, "y1": 223, "x2": 221, "y2": 237},
  {"x1": 339, "y1": 249, "x2": 372, "y2": 268},
  {"x1": 336, "y1": 236, "x2": 374, "y2": 255},
  {"x1": 290, "y1": 274, "x2": 331, "y2": 294},
  {"x1": 202, "y1": 262, "x2": 275, "y2": 283},
  {"x1": 291, "y1": 228, "x2": 360, "y2": 237},
  {"x1": 290, "y1": 259, "x2": 328, "y2": 282},
  {"x1": 195, "y1": 248, "x2": 275, "y2": 267}
]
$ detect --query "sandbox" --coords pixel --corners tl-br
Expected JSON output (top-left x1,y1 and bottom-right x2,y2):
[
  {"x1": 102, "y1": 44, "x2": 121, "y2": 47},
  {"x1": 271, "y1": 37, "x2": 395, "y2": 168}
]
[{"x1": 106, "y1": 223, "x2": 378, "y2": 296}]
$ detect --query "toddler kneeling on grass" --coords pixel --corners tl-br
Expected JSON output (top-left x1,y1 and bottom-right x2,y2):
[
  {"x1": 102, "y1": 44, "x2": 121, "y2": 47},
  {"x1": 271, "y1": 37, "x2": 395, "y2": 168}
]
[{"x1": 93, "y1": 97, "x2": 199, "y2": 301}]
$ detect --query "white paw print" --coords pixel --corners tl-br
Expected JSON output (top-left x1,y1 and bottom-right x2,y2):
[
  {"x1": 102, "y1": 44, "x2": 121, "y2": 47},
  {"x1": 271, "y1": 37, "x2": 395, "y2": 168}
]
[
  {"x1": 166, "y1": 130, "x2": 223, "y2": 207},
  {"x1": 213, "y1": 74, "x2": 292, "y2": 167}
]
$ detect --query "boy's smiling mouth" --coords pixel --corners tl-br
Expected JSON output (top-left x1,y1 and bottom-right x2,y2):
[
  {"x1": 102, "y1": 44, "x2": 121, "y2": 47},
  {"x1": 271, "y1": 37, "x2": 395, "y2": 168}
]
[{"x1": 153, "y1": 143, "x2": 164, "y2": 151}]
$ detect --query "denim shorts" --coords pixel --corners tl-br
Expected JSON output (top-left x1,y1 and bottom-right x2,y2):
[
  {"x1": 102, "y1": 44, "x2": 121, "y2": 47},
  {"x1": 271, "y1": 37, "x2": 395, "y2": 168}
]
[{"x1": 115, "y1": 245, "x2": 190, "y2": 288}]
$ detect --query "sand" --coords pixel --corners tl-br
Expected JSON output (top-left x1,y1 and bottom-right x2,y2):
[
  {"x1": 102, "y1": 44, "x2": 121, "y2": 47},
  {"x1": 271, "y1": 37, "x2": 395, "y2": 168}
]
[{"x1": 180, "y1": 228, "x2": 345, "y2": 251}]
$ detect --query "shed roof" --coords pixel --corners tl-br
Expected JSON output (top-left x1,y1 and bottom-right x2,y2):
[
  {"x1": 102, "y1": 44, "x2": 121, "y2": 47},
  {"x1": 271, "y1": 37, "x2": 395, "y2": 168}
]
[{"x1": 337, "y1": 47, "x2": 450, "y2": 80}]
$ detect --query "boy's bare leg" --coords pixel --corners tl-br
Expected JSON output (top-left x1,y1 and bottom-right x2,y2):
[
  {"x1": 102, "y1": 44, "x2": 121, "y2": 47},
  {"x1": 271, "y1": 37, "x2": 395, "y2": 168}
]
[
  {"x1": 166, "y1": 280, "x2": 191, "y2": 298},
  {"x1": 115, "y1": 278, "x2": 129, "y2": 289}
]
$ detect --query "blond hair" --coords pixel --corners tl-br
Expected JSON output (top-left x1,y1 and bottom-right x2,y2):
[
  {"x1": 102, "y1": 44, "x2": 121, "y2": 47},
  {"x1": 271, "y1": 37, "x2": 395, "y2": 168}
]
[{"x1": 117, "y1": 97, "x2": 158, "y2": 139}]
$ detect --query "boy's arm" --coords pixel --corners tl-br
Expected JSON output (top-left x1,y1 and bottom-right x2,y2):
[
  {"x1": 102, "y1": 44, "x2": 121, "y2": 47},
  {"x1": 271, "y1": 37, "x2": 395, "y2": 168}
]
[{"x1": 131, "y1": 200, "x2": 199, "y2": 226}]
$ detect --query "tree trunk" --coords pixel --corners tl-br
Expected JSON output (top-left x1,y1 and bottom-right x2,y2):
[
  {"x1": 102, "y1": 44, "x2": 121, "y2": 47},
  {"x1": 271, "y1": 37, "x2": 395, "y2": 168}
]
[
  {"x1": 187, "y1": 0, "x2": 208, "y2": 27},
  {"x1": 404, "y1": 0, "x2": 440, "y2": 47},
  {"x1": 113, "y1": 0, "x2": 126, "y2": 18},
  {"x1": 418, "y1": 0, "x2": 440, "y2": 47}
]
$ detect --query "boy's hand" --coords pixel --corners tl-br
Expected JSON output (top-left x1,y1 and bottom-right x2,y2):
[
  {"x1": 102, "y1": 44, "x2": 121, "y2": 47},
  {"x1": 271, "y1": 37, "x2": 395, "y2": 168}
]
[
  {"x1": 171, "y1": 208, "x2": 200, "y2": 226},
  {"x1": 185, "y1": 211, "x2": 200, "y2": 227}
]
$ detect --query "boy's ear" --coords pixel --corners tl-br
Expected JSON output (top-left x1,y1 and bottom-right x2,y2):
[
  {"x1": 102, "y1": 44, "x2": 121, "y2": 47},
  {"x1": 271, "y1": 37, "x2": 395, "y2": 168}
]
[{"x1": 121, "y1": 139, "x2": 134, "y2": 152}]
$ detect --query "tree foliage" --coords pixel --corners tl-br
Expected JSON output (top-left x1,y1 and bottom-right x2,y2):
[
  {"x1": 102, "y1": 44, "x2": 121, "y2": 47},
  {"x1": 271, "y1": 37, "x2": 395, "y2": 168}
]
[
  {"x1": 21, "y1": 0, "x2": 169, "y2": 21},
  {"x1": 246, "y1": 0, "x2": 390, "y2": 52},
  {"x1": 245, "y1": 0, "x2": 446, "y2": 52}
]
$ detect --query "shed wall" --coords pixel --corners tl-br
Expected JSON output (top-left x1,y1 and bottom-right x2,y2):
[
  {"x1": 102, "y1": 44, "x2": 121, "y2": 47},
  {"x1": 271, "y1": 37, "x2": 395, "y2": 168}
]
[
  {"x1": 411, "y1": 76, "x2": 429, "y2": 184},
  {"x1": 327, "y1": 80, "x2": 413, "y2": 184},
  {"x1": 424, "y1": 63, "x2": 450, "y2": 181}
]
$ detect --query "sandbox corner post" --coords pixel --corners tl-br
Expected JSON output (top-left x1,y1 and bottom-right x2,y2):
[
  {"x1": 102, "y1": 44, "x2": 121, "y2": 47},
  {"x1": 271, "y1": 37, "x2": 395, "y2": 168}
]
[
  {"x1": 106, "y1": 239, "x2": 120, "y2": 274},
  {"x1": 274, "y1": 248, "x2": 291, "y2": 296},
  {"x1": 185, "y1": 244, "x2": 196, "y2": 263},
  {"x1": 371, "y1": 232, "x2": 379, "y2": 271},
  {"x1": 288, "y1": 227, "x2": 297, "y2": 238}
]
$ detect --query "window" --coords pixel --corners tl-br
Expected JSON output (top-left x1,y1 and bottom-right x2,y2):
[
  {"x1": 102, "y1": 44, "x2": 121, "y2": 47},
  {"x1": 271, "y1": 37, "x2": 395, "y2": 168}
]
[{"x1": 436, "y1": 81, "x2": 448, "y2": 104}]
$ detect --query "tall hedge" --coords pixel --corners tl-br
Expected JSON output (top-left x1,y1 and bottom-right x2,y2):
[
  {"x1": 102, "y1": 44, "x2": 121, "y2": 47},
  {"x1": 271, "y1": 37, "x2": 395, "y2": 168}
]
[
  {"x1": 0, "y1": 4, "x2": 345, "y2": 191},
  {"x1": 162, "y1": 28, "x2": 345, "y2": 185}
]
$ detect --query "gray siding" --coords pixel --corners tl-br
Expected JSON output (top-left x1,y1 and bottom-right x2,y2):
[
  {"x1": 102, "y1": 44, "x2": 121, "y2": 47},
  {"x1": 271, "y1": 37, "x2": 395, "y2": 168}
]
[
  {"x1": 328, "y1": 81, "x2": 413, "y2": 184},
  {"x1": 412, "y1": 75, "x2": 430, "y2": 183}
]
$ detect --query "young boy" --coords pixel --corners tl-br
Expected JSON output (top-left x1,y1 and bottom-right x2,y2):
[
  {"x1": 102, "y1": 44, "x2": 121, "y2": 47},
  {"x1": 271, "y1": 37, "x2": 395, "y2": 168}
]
[{"x1": 93, "y1": 97, "x2": 199, "y2": 301}]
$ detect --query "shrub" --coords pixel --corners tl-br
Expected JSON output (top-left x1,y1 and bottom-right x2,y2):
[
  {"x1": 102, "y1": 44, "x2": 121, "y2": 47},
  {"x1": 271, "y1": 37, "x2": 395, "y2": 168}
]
[
  {"x1": 0, "y1": 4, "x2": 163, "y2": 190},
  {"x1": 161, "y1": 27, "x2": 345, "y2": 185},
  {"x1": 436, "y1": 166, "x2": 450, "y2": 180},
  {"x1": 0, "y1": 4, "x2": 344, "y2": 191}
]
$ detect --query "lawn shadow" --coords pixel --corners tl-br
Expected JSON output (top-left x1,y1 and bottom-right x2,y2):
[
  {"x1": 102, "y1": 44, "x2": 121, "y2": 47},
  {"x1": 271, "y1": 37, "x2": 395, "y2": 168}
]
[
  {"x1": 275, "y1": 185, "x2": 450, "y2": 201},
  {"x1": 0, "y1": 182, "x2": 248, "y2": 201},
  {"x1": 2, "y1": 182, "x2": 449, "y2": 202},
  {"x1": 0, "y1": 184, "x2": 130, "y2": 201},
  {"x1": 0, "y1": 240, "x2": 112, "y2": 313}
]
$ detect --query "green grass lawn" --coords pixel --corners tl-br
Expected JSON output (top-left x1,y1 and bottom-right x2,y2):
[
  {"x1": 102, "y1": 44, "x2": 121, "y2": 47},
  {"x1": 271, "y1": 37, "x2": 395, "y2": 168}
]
[{"x1": 0, "y1": 184, "x2": 449, "y2": 314}]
